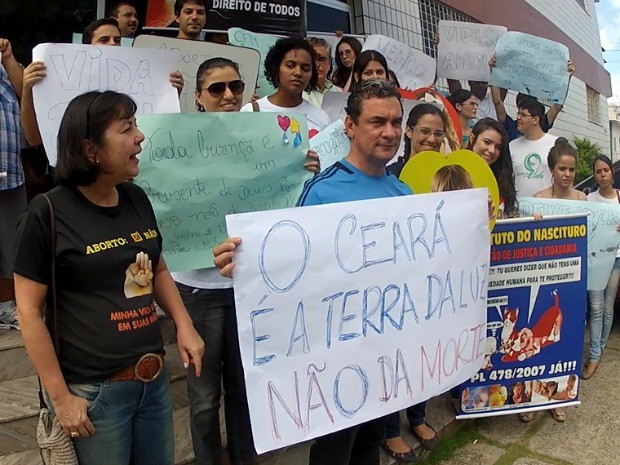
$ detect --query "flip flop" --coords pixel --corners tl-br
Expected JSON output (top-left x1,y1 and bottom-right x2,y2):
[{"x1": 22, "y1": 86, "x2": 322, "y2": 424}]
[
  {"x1": 518, "y1": 412, "x2": 534, "y2": 422},
  {"x1": 380, "y1": 440, "x2": 418, "y2": 463},
  {"x1": 550, "y1": 408, "x2": 566, "y2": 422}
]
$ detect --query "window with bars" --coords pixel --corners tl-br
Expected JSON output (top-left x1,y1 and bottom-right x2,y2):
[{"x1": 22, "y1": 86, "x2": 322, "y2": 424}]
[
  {"x1": 586, "y1": 85, "x2": 602, "y2": 125},
  {"x1": 418, "y1": 0, "x2": 476, "y2": 58}
]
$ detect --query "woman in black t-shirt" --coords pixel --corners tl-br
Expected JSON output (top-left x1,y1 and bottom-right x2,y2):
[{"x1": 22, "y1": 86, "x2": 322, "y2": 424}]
[{"x1": 14, "y1": 91, "x2": 204, "y2": 465}]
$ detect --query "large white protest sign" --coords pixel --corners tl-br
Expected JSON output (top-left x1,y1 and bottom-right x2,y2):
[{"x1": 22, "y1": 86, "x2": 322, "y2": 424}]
[
  {"x1": 518, "y1": 197, "x2": 620, "y2": 290},
  {"x1": 437, "y1": 21, "x2": 507, "y2": 81},
  {"x1": 32, "y1": 43, "x2": 180, "y2": 166},
  {"x1": 362, "y1": 35, "x2": 435, "y2": 90},
  {"x1": 226, "y1": 189, "x2": 490, "y2": 452},
  {"x1": 490, "y1": 32, "x2": 570, "y2": 104},
  {"x1": 133, "y1": 35, "x2": 260, "y2": 113},
  {"x1": 310, "y1": 120, "x2": 350, "y2": 169}
]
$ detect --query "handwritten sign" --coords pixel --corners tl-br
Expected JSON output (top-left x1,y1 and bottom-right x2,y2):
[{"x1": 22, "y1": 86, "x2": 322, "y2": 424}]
[
  {"x1": 310, "y1": 120, "x2": 350, "y2": 169},
  {"x1": 133, "y1": 35, "x2": 260, "y2": 113},
  {"x1": 135, "y1": 112, "x2": 312, "y2": 272},
  {"x1": 32, "y1": 43, "x2": 180, "y2": 166},
  {"x1": 226, "y1": 189, "x2": 491, "y2": 452},
  {"x1": 490, "y1": 32, "x2": 569, "y2": 104},
  {"x1": 228, "y1": 27, "x2": 278, "y2": 98},
  {"x1": 362, "y1": 35, "x2": 436, "y2": 90},
  {"x1": 437, "y1": 21, "x2": 507, "y2": 81},
  {"x1": 518, "y1": 197, "x2": 620, "y2": 290}
]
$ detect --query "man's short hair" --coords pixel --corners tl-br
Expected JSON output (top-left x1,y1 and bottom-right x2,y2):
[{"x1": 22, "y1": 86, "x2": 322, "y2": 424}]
[
  {"x1": 107, "y1": 1, "x2": 135, "y2": 18},
  {"x1": 345, "y1": 79, "x2": 402, "y2": 124},
  {"x1": 518, "y1": 96, "x2": 545, "y2": 120},
  {"x1": 174, "y1": 0, "x2": 210, "y2": 16},
  {"x1": 306, "y1": 37, "x2": 331, "y2": 56},
  {"x1": 82, "y1": 18, "x2": 120, "y2": 45}
]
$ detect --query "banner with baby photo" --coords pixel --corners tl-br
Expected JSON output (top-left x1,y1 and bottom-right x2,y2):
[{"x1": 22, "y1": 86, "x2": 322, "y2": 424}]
[{"x1": 456, "y1": 215, "x2": 587, "y2": 419}]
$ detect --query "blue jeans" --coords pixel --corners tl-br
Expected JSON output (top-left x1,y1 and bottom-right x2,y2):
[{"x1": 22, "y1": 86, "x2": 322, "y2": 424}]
[
  {"x1": 66, "y1": 367, "x2": 173, "y2": 465},
  {"x1": 177, "y1": 284, "x2": 254, "y2": 465},
  {"x1": 588, "y1": 257, "x2": 620, "y2": 362},
  {"x1": 385, "y1": 401, "x2": 426, "y2": 439}
]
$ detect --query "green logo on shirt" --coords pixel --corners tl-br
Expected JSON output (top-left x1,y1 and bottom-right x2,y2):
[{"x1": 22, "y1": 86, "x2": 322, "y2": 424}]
[{"x1": 523, "y1": 153, "x2": 544, "y2": 179}]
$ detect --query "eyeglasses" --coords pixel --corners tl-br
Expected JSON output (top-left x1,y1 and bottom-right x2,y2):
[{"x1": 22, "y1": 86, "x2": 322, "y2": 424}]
[
  {"x1": 316, "y1": 55, "x2": 330, "y2": 64},
  {"x1": 199, "y1": 80, "x2": 245, "y2": 97},
  {"x1": 462, "y1": 101, "x2": 479, "y2": 107},
  {"x1": 517, "y1": 111, "x2": 533, "y2": 118},
  {"x1": 339, "y1": 49, "x2": 354, "y2": 57},
  {"x1": 413, "y1": 127, "x2": 445, "y2": 139}
]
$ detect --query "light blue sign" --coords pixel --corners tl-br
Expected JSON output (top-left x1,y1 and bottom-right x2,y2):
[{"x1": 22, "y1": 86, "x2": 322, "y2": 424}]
[
  {"x1": 310, "y1": 120, "x2": 350, "y2": 169},
  {"x1": 491, "y1": 32, "x2": 569, "y2": 104},
  {"x1": 228, "y1": 27, "x2": 277, "y2": 98},
  {"x1": 518, "y1": 197, "x2": 620, "y2": 290}
]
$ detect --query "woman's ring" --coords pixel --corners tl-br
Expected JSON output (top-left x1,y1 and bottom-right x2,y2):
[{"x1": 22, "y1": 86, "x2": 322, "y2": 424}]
[{"x1": 70, "y1": 430, "x2": 80, "y2": 438}]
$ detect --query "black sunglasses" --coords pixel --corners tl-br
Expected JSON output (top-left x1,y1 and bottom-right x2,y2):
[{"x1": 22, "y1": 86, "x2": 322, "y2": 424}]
[{"x1": 200, "y1": 80, "x2": 245, "y2": 97}]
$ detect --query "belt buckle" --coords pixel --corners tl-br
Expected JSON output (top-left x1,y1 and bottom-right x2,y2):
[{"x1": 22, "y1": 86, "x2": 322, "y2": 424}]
[{"x1": 134, "y1": 353, "x2": 163, "y2": 383}]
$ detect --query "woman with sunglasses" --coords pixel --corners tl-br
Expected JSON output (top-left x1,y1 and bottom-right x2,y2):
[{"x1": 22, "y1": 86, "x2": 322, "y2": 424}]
[
  {"x1": 172, "y1": 57, "x2": 257, "y2": 465},
  {"x1": 447, "y1": 89, "x2": 478, "y2": 147},
  {"x1": 332, "y1": 36, "x2": 362, "y2": 89}
]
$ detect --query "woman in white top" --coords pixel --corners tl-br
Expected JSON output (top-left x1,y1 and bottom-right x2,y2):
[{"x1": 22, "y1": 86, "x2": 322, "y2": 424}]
[
  {"x1": 241, "y1": 36, "x2": 329, "y2": 140},
  {"x1": 583, "y1": 155, "x2": 620, "y2": 380},
  {"x1": 533, "y1": 138, "x2": 587, "y2": 201}
]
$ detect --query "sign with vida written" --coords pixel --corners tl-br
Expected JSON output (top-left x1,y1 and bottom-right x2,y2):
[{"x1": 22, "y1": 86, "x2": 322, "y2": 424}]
[
  {"x1": 226, "y1": 189, "x2": 491, "y2": 452},
  {"x1": 135, "y1": 112, "x2": 312, "y2": 272},
  {"x1": 456, "y1": 216, "x2": 586, "y2": 419},
  {"x1": 32, "y1": 43, "x2": 180, "y2": 166}
]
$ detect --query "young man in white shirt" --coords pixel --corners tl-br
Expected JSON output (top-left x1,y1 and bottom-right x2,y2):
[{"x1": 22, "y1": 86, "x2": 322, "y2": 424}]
[{"x1": 509, "y1": 97, "x2": 556, "y2": 197}]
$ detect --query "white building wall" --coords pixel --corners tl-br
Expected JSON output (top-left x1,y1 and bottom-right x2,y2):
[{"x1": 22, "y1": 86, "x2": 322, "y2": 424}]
[{"x1": 523, "y1": 0, "x2": 604, "y2": 62}]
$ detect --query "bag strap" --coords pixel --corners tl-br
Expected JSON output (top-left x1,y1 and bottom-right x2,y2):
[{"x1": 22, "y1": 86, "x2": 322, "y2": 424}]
[
  {"x1": 251, "y1": 101, "x2": 260, "y2": 112},
  {"x1": 38, "y1": 193, "x2": 59, "y2": 410},
  {"x1": 616, "y1": 189, "x2": 620, "y2": 203}
]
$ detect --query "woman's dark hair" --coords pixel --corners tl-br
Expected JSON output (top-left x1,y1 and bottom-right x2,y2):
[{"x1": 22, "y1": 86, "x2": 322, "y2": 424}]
[
  {"x1": 388, "y1": 70, "x2": 400, "y2": 88},
  {"x1": 264, "y1": 36, "x2": 318, "y2": 92},
  {"x1": 468, "y1": 117, "x2": 518, "y2": 217},
  {"x1": 82, "y1": 18, "x2": 120, "y2": 44},
  {"x1": 55, "y1": 91, "x2": 137, "y2": 187},
  {"x1": 447, "y1": 89, "x2": 474, "y2": 112},
  {"x1": 350, "y1": 50, "x2": 389, "y2": 88},
  {"x1": 402, "y1": 103, "x2": 447, "y2": 163},
  {"x1": 195, "y1": 57, "x2": 241, "y2": 111},
  {"x1": 592, "y1": 154, "x2": 614, "y2": 173},
  {"x1": 332, "y1": 36, "x2": 362, "y2": 88},
  {"x1": 548, "y1": 137, "x2": 577, "y2": 170}
]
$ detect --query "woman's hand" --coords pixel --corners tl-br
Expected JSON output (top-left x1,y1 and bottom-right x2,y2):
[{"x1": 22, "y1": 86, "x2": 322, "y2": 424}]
[
  {"x1": 53, "y1": 392, "x2": 96, "y2": 438},
  {"x1": 533, "y1": 212, "x2": 543, "y2": 221},
  {"x1": 213, "y1": 237, "x2": 242, "y2": 278},
  {"x1": 176, "y1": 323, "x2": 205, "y2": 377},
  {"x1": 305, "y1": 150, "x2": 320, "y2": 174},
  {"x1": 170, "y1": 71, "x2": 184, "y2": 94}
]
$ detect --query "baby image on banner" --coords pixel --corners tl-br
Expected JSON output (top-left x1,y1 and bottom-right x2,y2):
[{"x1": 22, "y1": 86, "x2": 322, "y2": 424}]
[
  {"x1": 456, "y1": 215, "x2": 587, "y2": 419},
  {"x1": 490, "y1": 32, "x2": 570, "y2": 104}
]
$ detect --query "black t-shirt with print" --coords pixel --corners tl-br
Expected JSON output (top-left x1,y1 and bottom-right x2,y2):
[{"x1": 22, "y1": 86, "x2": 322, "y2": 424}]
[{"x1": 14, "y1": 182, "x2": 164, "y2": 383}]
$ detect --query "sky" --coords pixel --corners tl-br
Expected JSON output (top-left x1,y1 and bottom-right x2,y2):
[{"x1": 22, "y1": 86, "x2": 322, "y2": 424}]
[{"x1": 597, "y1": 0, "x2": 620, "y2": 102}]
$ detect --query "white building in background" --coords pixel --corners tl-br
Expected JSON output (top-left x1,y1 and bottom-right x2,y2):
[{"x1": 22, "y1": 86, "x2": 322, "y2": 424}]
[
  {"x1": 608, "y1": 104, "x2": 620, "y2": 161},
  {"x1": 309, "y1": 0, "x2": 612, "y2": 155}
]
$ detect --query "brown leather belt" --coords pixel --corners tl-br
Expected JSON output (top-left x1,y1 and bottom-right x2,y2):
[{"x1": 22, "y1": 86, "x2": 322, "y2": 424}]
[{"x1": 110, "y1": 353, "x2": 164, "y2": 383}]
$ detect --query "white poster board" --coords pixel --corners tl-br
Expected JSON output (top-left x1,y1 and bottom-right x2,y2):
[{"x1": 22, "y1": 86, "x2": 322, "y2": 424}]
[
  {"x1": 310, "y1": 119, "x2": 350, "y2": 169},
  {"x1": 133, "y1": 35, "x2": 260, "y2": 113},
  {"x1": 226, "y1": 189, "x2": 491, "y2": 452},
  {"x1": 32, "y1": 43, "x2": 180, "y2": 166},
  {"x1": 362, "y1": 35, "x2": 436, "y2": 90},
  {"x1": 437, "y1": 21, "x2": 507, "y2": 81}
]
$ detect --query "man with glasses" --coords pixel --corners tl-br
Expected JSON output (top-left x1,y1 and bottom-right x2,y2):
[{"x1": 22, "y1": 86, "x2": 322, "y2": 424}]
[
  {"x1": 303, "y1": 37, "x2": 341, "y2": 109},
  {"x1": 509, "y1": 97, "x2": 556, "y2": 197}
]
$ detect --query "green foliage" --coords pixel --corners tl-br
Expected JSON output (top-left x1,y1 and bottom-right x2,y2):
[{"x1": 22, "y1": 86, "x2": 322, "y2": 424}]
[{"x1": 574, "y1": 136, "x2": 603, "y2": 184}]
